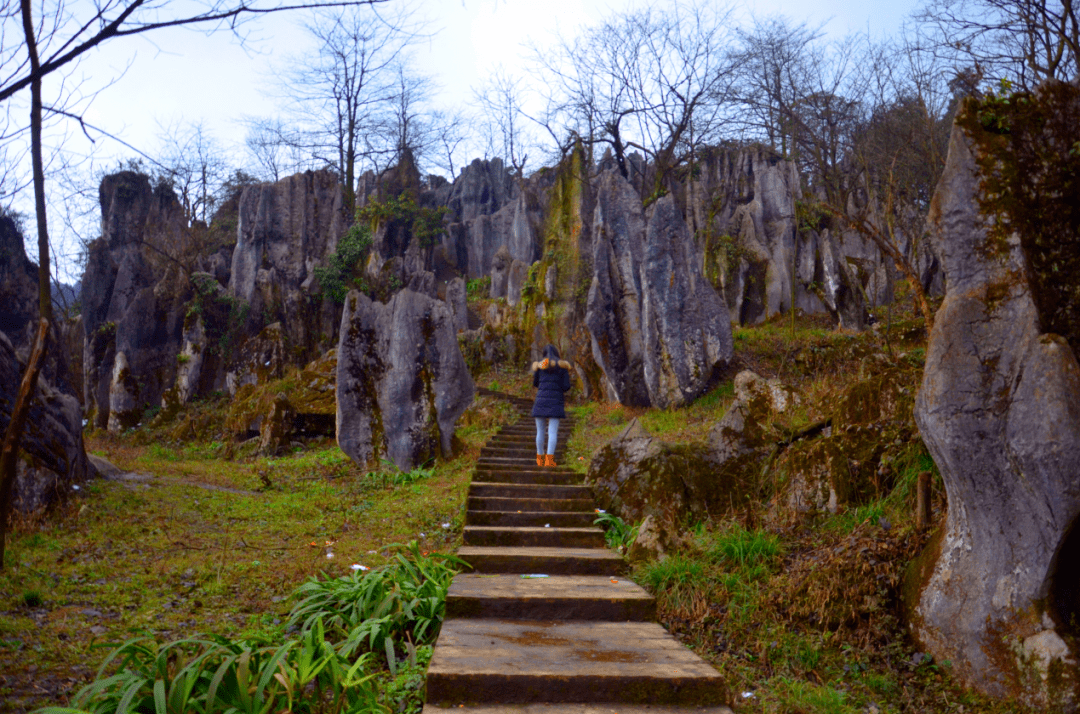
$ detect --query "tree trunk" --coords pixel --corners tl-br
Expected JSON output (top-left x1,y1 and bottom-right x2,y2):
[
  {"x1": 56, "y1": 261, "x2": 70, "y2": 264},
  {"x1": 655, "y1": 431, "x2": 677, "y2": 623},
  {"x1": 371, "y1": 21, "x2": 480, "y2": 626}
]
[
  {"x1": 822, "y1": 204, "x2": 935, "y2": 331},
  {"x1": 2, "y1": 0, "x2": 53, "y2": 569},
  {"x1": 0, "y1": 319, "x2": 48, "y2": 568}
]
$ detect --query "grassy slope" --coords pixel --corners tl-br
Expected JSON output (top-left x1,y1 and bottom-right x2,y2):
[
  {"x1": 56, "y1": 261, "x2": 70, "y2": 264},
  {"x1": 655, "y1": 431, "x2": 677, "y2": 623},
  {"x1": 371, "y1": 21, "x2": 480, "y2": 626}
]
[{"x1": 0, "y1": 394, "x2": 514, "y2": 712}]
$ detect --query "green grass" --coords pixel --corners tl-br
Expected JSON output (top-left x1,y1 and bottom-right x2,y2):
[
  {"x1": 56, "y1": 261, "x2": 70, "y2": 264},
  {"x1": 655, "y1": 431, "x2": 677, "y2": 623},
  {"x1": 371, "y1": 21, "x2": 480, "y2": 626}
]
[
  {"x1": 703, "y1": 522, "x2": 782, "y2": 566},
  {"x1": 0, "y1": 390, "x2": 510, "y2": 711},
  {"x1": 43, "y1": 545, "x2": 463, "y2": 714},
  {"x1": 761, "y1": 677, "x2": 857, "y2": 713}
]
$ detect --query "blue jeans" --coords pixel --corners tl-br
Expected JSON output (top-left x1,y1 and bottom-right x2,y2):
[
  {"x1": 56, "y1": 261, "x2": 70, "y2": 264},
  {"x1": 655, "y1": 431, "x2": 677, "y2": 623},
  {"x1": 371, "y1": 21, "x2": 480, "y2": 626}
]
[{"x1": 535, "y1": 418, "x2": 559, "y2": 455}]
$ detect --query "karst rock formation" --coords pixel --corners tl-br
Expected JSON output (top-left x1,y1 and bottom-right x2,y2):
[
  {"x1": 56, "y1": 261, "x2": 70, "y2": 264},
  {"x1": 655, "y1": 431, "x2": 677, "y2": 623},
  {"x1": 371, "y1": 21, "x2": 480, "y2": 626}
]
[{"x1": 912, "y1": 123, "x2": 1080, "y2": 709}]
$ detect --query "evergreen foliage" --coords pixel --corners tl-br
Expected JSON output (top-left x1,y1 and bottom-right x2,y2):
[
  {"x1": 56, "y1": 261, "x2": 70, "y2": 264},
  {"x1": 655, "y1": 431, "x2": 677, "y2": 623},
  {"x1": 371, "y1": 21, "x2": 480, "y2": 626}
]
[{"x1": 313, "y1": 223, "x2": 373, "y2": 304}]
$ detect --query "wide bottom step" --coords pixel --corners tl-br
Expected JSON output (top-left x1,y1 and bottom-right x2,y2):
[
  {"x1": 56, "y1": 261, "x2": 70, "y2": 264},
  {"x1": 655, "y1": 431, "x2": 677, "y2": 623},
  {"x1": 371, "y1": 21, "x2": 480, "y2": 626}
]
[
  {"x1": 426, "y1": 619, "x2": 729, "y2": 706},
  {"x1": 423, "y1": 705, "x2": 734, "y2": 714}
]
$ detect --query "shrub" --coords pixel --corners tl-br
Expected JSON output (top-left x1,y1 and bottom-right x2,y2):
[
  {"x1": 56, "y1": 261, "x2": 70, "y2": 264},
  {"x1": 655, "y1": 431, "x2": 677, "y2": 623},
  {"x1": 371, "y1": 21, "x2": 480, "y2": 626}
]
[{"x1": 313, "y1": 222, "x2": 373, "y2": 303}]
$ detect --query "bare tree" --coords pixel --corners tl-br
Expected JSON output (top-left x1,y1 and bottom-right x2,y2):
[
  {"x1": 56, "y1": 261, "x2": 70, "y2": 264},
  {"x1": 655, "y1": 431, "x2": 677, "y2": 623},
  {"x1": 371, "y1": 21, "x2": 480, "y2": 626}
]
[
  {"x1": 530, "y1": 0, "x2": 741, "y2": 192},
  {"x1": 156, "y1": 119, "x2": 230, "y2": 224},
  {"x1": 914, "y1": 0, "x2": 1079, "y2": 88},
  {"x1": 732, "y1": 21, "x2": 880, "y2": 206},
  {"x1": 273, "y1": 3, "x2": 427, "y2": 211},
  {"x1": 731, "y1": 18, "x2": 823, "y2": 157},
  {"x1": 386, "y1": 63, "x2": 436, "y2": 160},
  {"x1": 473, "y1": 65, "x2": 534, "y2": 176},
  {"x1": 427, "y1": 107, "x2": 468, "y2": 178},
  {"x1": 244, "y1": 116, "x2": 304, "y2": 182},
  {"x1": 0, "y1": 0, "x2": 390, "y2": 569}
]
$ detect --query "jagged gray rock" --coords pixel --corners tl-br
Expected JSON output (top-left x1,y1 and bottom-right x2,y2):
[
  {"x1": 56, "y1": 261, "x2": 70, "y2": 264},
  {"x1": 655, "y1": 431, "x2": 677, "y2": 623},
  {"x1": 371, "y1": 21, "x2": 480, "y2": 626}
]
[
  {"x1": 585, "y1": 170, "x2": 650, "y2": 406},
  {"x1": 505, "y1": 259, "x2": 529, "y2": 307},
  {"x1": 641, "y1": 195, "x2": 733, "y2": 407},
  {"x1": 489, "y1": 245, "x2": 512, "y2": 299},
  {"x1": 911, "y1": 125, "x2": 1080, "y2": 708},
  {"x1": 83, "y1": 171, "x2": 190, "y2": 431},
  {"x1": 584, "y1": 175, "x2": 732, "y2": 408},
  {"x1": 814, "y1": 228, "x2": 868, "y2": 330},
  {"x1": 447, "y1": 158, "x2": 514, "y2": 224},
  {"x1": 336, "y1": 288, "x2": 475, "y2": 471},
  {"x1": 0, "y1": 216, "x2": 42, "y2": 351},
  {"x1": 444, "y1": 159, "x2": 520, "y2": 278},
  {"x1": 445, "y1": 277, "x2": 468, "y2": 333},
  {"x1": 687, "y1": 147, "x2": 800, "y2": 323},
  {"x1": 684, "y1": 146, "x2": 905, "y2": 327},
  {"x1": 0, "y1": 217, "x2": 91, "y2": 514},
  {"x1": 230, "y1": 169, "x2": 346, "y2": 360}
]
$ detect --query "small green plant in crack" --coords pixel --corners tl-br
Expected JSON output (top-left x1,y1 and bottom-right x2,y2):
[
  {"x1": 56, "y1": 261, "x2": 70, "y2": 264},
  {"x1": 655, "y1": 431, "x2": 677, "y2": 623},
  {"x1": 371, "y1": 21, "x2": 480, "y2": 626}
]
[{"x1": 593, "y1": 510, "x2": 639, "y2": 553}]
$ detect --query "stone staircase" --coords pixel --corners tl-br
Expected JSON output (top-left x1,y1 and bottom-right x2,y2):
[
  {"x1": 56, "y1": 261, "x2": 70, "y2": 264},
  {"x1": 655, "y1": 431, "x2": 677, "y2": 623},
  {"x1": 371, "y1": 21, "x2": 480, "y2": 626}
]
[{"x1": 424, "y1": 390, "x2": 732, "y2": 712}]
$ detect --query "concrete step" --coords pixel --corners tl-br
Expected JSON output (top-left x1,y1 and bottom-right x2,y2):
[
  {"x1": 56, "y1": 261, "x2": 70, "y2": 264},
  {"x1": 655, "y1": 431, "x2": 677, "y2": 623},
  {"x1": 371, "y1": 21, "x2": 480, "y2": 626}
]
[
  {"x1": 476, "y1": 463, "x2": 579, "y2": 475},
  {"x1": 476, "y1": 457, "x2": 577, "y2": 470},
  {"x1": 463, "y1": 526, "x2": 606, "y2": 549},
  {"x1": 470, "y1": 483, "x2": 592, "y2": 500},
  {"x1": 497, "y1": 426, "x2": 576, "y2": 436},
  {"x1": 445, "y1": 574, "x2": 655, "y2": 621},
  {"x1": 423, "y1": 705, "x2": 733, "y2": 714},
  {"x1": 466, "y1": 511, "x2": 597, "y2": 528},
  {"x1": 472, "y1": 470, "x2": 585, "y2": 486},
  {"x1": 468, "y1": 497, "x2": 595, "y2": 513},
  {"x1": 458, "y1": 546, "x2": 626, "y2": 575},
  {"x1": 485, "y1": 438, "x2": 570, "y2": 448},
  {"x1": 425, "y1": 619, "x2": 728, "y2": 706},
  {"x1": 481, "y1": 447, "x2": 569, "y2": 459}
]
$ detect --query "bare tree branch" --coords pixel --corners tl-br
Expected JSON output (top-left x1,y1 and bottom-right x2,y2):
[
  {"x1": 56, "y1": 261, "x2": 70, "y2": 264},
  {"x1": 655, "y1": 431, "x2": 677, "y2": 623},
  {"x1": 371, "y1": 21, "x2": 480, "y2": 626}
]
[{"x1": 0, "y1": 0, "x2": 392, "y2": 104}]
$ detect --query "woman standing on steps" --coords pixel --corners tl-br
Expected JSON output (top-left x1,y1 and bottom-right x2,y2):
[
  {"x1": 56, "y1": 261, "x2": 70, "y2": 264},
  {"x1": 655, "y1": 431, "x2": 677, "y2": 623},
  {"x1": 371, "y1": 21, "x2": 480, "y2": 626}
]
[{"x1": 531, "y1": 345, "x2": 572, "y2": 468}]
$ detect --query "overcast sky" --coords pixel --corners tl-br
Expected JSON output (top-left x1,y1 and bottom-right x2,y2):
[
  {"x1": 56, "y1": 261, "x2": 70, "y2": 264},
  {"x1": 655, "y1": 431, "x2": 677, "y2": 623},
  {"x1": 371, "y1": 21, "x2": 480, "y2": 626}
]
[
  {"x1": 76, "y1": 0, "x2": 919, "y2": 169},
  {"x1": 14, "y1": 0, "x2": 922, "y2": 280}
]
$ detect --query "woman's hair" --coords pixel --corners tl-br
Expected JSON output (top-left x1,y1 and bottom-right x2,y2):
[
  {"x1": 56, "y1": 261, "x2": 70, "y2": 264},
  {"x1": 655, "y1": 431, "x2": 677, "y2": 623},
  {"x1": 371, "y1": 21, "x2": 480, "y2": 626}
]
[{"x1": 543, "y1": 344, "x2": 560, "y2": 361}]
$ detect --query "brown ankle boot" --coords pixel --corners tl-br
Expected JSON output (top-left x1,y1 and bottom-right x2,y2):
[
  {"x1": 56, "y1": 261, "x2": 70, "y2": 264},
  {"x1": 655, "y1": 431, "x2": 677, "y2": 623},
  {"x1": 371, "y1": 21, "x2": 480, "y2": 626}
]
[
  {"x1": 544, "y1": 454, "x2": 557, "y2": 468},
  {"x1": 536, "y1": 454, "x2": 544, "y2": 467}
]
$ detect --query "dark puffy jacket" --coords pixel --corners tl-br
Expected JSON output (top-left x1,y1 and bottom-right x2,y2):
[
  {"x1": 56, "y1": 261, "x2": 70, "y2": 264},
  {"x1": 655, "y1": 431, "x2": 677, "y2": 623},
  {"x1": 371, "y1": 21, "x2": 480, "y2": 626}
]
[{"x1": 531, "y1": 360, "x2": 572, "y2": 418}]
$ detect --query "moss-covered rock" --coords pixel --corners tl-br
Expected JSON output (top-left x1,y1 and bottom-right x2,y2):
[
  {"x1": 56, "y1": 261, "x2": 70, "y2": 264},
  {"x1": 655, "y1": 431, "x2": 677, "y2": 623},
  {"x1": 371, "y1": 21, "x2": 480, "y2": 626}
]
[
  {"x1": 587, "y1": 418, "x2": 754, "y2": 526},
  {"x1": 226, "y1": 322, "x2": 287, "y2": 396},
  {"x1": 777, "y1": 364, "x2": 914, "y2": 515},
  {"x1": 225, "y1": 348, "x2": 337, "y2": 439},
  {"x1": 258, "y1": 392, "x2": 294, "y2": 456}
]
